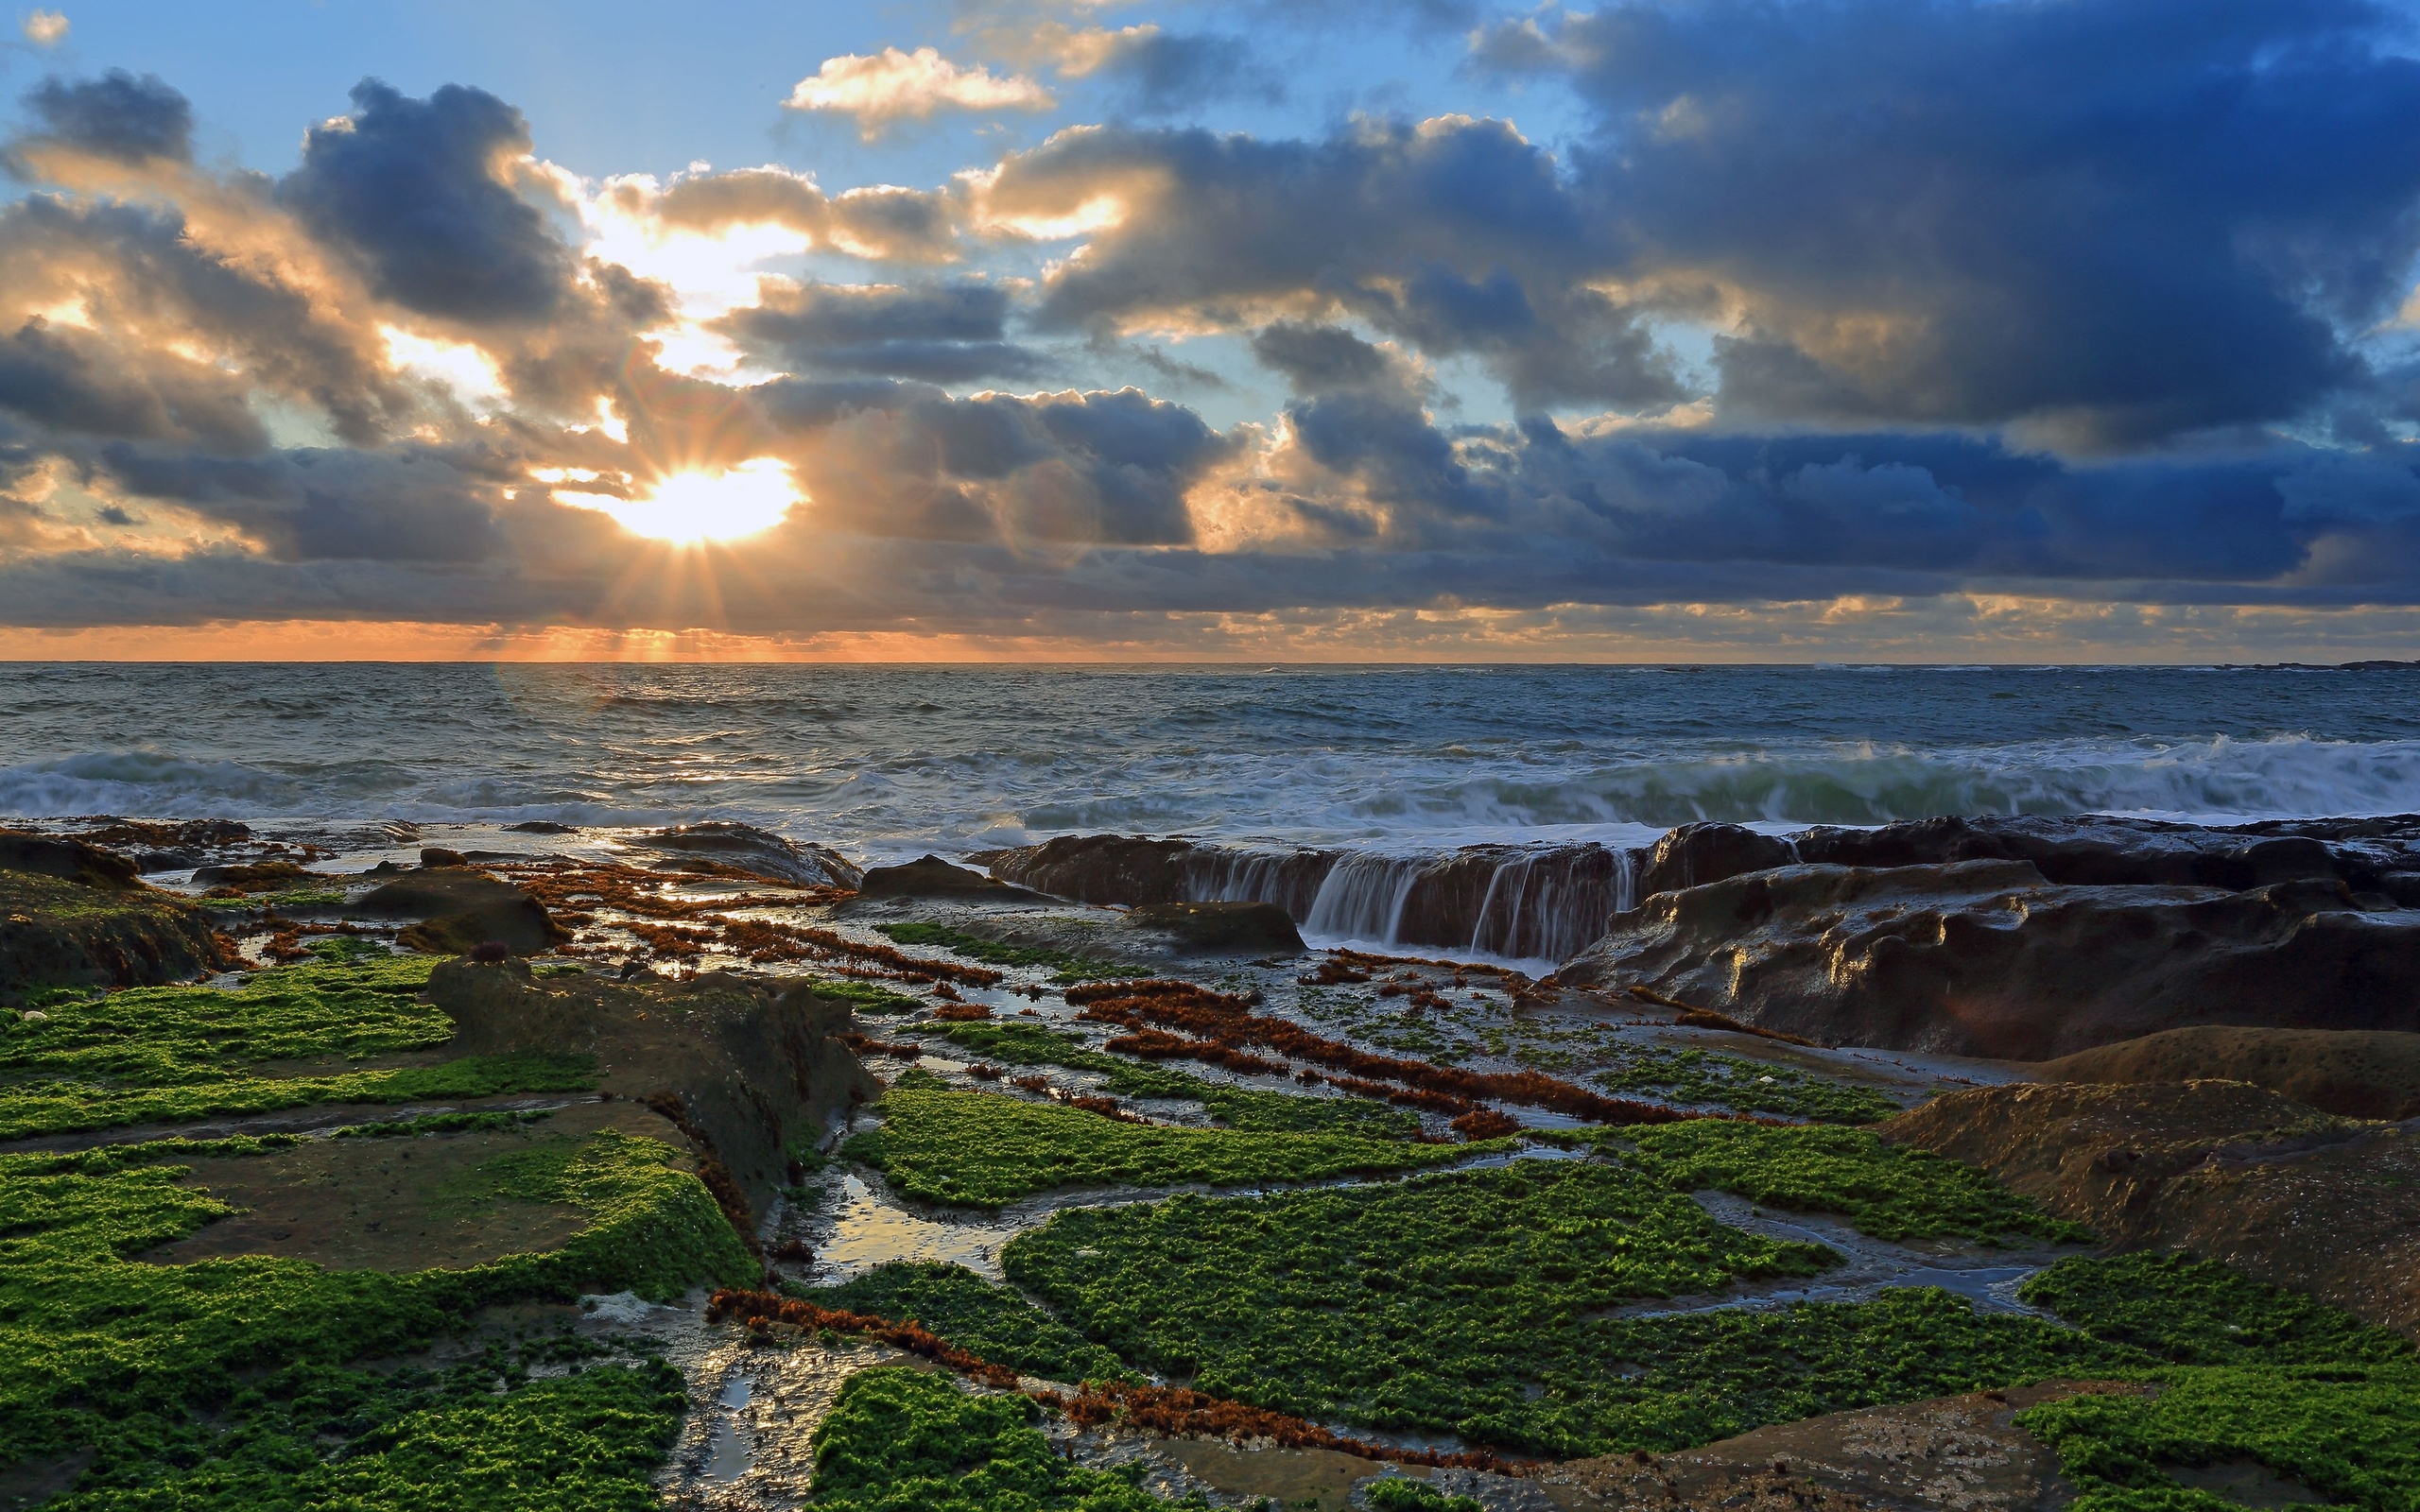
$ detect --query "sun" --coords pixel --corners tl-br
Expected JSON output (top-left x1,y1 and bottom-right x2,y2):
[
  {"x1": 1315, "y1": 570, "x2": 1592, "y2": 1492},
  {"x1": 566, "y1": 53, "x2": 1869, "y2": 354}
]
[{"x1": 560, "y1": 458, "x2": 801, "y2": 544}]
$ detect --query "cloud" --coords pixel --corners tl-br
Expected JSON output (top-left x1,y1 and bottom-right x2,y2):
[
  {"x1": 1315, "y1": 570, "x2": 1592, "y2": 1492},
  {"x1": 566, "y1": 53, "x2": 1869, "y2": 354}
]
[
  {"x1": 0, "y1": 317, "x2": 264, "y2": 450},
  {"x1": 634, "y1": 166, "x2": 961, "y2": 263},
  {"x1": 0, "y1": 195, "x2": 408, "y2": 445},
  {"x1": 3, "y1": 56, "x2": 2420, "y2": 657},
  {"x1": 19, "y1": 9, "x2": 64, "y2": 44},
  {"x1": 980, "y1": 116, "x2": 1678, "y2": 412},
  {"x1": 1475, "y1": 0, "x2": 2420, "y2": 448},
  {"x1": 715, "y1": 280, "x2": 1046, "y2": 383},
  {"x1": 281, "y1": 80, "x2": 576, "y2": 325},
  {"x1": 1048, "y1": 26, "x2": 1278, "y2": 115},
  {"x1": 16, "y1": 72, "x2": 194, "y2": 165},
  {"x1": 783, "y1": 47, "x2": 1055, "y2": 140}
]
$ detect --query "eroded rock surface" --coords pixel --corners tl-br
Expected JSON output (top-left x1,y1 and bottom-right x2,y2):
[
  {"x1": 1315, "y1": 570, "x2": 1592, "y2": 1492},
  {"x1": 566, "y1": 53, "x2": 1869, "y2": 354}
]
[
  {"x1": 856, "y1": 855, "x2": 1044, "y2": 902},
  {"x1": 981, "y1": 833, "x2": 1197, "y2": 905},
  {"x1": 1560, "y1": 860, "x2": 2420, "y2": 1057},
  {"x1": 2032, "y1": 1025, "x2": 2420, "y2": 1121},
  {"x1": 424, "y1": 959, "x2": 879, "y2": 1217},
  {"x1": 1881, "y1": 1080, "x2": 2420, "y2": 1338},
  {"x1": 1123, "y1": 900, "x2": 1305, "y2": 955},
  {"x1": 629, "y1": 822, "x2": 861, "y2": 888},
  {"x1": 1537, "y1": 1382, "x2": 2140, "y2": 1511},
  {"x1": 1812, "y1": 812, "x2": 2420, "y2": 897},
  {"x1": 355, "y1": 865, "x2": 570, "y2": 955},
  {"x1": 0, "y1": 831, "x2": 233, "y2": 1001}
]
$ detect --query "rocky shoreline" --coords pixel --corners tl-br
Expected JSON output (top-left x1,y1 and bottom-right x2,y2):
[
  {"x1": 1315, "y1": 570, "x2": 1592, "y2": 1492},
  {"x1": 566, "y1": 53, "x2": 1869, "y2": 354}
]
[{"x1": 0, "y1": 809, "x2": 2415, "y2": 1511}]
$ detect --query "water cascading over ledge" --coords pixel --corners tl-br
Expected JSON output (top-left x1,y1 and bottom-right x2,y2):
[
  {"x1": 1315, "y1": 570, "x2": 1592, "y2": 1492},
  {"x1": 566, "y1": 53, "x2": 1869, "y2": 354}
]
[{"x1": 982, "y1": 833, "x2": 1638, "y2": 962}]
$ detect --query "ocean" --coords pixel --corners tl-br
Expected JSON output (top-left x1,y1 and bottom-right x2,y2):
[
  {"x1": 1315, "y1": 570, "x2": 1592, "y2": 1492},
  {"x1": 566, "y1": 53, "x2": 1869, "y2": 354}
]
[{"x1": 5, "y1": 662, "x2": 2418, "y2": 864}]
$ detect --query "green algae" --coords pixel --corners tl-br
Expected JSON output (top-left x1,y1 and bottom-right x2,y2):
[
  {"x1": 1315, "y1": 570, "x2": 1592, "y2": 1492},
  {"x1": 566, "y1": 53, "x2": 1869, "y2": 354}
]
[
  {"x1": 925, "y1": 1020, "x2": 1421, "y2": 1137},
  {"x1": 2020, "y1": 1252, "x2": 2414, "y2": 1368},
  {"x1": 196, "y1": 889, "x2": 348, "y2": 912},
  {"x1": 1362, "y1": 1480, "x2": 1482, "y2": 1512},
  {"x1": 1593, "y1": 1048, "x2": 1900, "y2": 1125},
  {"x1": 839, "y1": 1084, "x2": 1486, "y2": 1207},
  {"x1": 332, "y1": 1108, "x2": 556, "y2": 1141},
  {"x1": 1, "y1": 956, "x2": 449, "y2": 1081},
  {"x1": 872, "y1": 923, "x2": 1142, "y2": 982},
  {"x1": 999, "y1": 1157, "x2": 2170, "y2": 1456},
  {"x1": 0, "y1": 1125, "x2": 754, "y2": 1503},
  {"x1": 46, "y1": 1346, "x2": 688, "y2": 1512},
  {"x1": 0, "y1": 1050, "x2": 599, "y2": 1141},
  {"x1": 2014, "y1": 1257, "x2": 2418, "y2": 1512},
  {"x1": 809, "y1": 1366, "x2": 1194, "y2": 1511},
  {"x1": 2018, "y1": 1364, "x2": 2420, "y2": 1512},
  {"x1": 1603, "y1": 1121, "x2": 2094, "y2": 1244},
  {"x1": 816, "y1": 1262, "x2": 1136, "y2": 1383},
  {"x1": 808, "y1": 976, "x2": 928, "y2": 1015},
  {"x1": 0, "y1": 958, "x2": 597, "y2": 1139}
]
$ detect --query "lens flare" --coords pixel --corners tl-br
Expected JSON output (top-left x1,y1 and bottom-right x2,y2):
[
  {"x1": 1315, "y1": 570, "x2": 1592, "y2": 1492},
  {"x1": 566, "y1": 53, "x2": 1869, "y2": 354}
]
[{"x1": 560, "y1": 458, "x2": 799, "y2": 544}]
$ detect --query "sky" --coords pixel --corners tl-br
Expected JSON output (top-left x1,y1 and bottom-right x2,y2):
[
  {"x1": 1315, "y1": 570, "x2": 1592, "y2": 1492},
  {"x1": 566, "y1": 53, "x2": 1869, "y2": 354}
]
[{"x1": 6, "y1": 0, "x2": 2420, "y2": 661}]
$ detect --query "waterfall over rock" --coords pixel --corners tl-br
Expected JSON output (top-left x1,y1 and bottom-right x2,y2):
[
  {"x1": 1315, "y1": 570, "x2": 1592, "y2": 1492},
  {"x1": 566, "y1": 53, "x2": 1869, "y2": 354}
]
[{"x1": 982, "y1": 833, "x2": 1639, "y2": 961}]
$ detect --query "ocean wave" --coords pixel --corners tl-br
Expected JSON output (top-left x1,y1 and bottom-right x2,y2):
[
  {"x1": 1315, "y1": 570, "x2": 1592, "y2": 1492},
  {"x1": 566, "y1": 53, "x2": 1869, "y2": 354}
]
[
  {"x1": 6, "y1": 666, "x2": 2417, "y2": 852},
  {"x1": 1364, "y1": 736, "x2": 2420, "y2": 833}
]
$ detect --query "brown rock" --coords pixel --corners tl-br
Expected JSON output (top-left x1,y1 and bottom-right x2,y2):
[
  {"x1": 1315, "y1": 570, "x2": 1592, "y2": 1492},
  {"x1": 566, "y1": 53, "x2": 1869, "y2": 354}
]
[
  {"x1": 1634, "y1": 822, "x2": 1797, "y2": 900},
  {"x1": 1880, "y1": 1080, "x2": 2420, "y2": 1339},
  {"x1": 1, "y1": 837, "x2": 234, "y2": 1000},
  {"x1": 1535, "y1": 1381, "x2": 2143, "y2": 1511},
  {"x1": 985, "y1": 833, "x2": 1198, "y2": 904},
  {"x1": 1125, "y1": 900, "x2": 1306, "y2": 954},
  {"x1": 1562, "y1": 860, "x2": 2420, "y2": 1057},
  {"x1": 0, "y1": 829, "x2": 141, "y2": 890},
  {"x1": 856, "y1": 854, "x2": 1045, "y2": 901},
  {"x1": 424, "y1": 960, "x2": 878, "y2": 1219},
  {"x1": 627, "y1": 821, "x2": 860, "y2": 888},
  {"x1": 2031, "y1": 1026, "x2": 2420, "y2": 1121},
  {"x1": 356, "y1": 867, "x2": 569, "y2": 956}
]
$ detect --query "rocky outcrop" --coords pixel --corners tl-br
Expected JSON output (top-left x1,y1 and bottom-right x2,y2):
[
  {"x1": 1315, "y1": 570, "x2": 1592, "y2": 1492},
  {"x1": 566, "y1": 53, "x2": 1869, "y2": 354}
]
[
  {"x1": 856, "y1": 855, "x2": 1045, "y2": 902},
  {"x1": 1634, "y1": 823, "x2": 1797, "y2": 900},
  {"x1": 424, "y1": 959, "x2": 878, "y2": 1218},
  {"x1": 1791, "y1": 812, "x2": 2418, "y2": 897},
  {"x1": 67, "y1": 817, "x2": 252, "y2": 873},
  {"x1": 626, "y1": 821, "x2": 860, "y2": 888},
  {"x1": 2031, "y1": 1026, "x2": 2420, "y2": 1121},
  {"x1": 0, "y1": 833, "x2": 233, "y2": 1000},
  {"x1": 354, "y1": 867, "x2": 569, "y2": 955},
  {"x1": 984, "y1": 834, "x2": 1197, "y2": 905},
  {"x1": 0, "y1": 831, "x2": 142, "y2": 890},
  {"x1": 1881, "y1": 1081, "x2": 2420, "y2": 1338},
  {"x1": 1561, "y1": 860, "x2": 2420, "y2": 1058},
  {"x1": 986, "y1": 834, "x2": 1631, "y2": 959},
  {"x1": 192, "y1": 860, "x2": 330, "y2": 893},
  {"x1": 1123, "y1": 901, "x2": 1306, "y2": 955},
  {"x1": 1538, "y1": 1381, "x2": 2140, "y2": 1512}
]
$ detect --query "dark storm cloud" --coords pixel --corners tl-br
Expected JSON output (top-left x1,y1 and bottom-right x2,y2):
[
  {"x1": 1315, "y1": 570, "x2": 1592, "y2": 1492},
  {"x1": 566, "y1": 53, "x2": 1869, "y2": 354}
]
[
  {"x1": 0, "y1": 196, "x2": 405, "y2": 444},
  {"x1": 1250, "y1": 321, "x2": 1395, "y2": 392},
  {"x1": 757, "y1": 383, "x2": 1232, "y2": 546},
  {"x1": 1478, "y1": 0, "x2": 2420, "y2": 447},
  {"x1": 1002, "y1": 116, "x2": 1595, "y2": 325},
  {"x1": 15, "y1": 70, "x2": 193, "y2": 165},
  {"x1": 987, "y1": 116, "x2": 1679, "y2": 412},
  {"x1": 281, "y1": 80, "x2": 575, "y2": 324},
  {"x1": 94, "y1": 442, "x2": 510, "y2": 563},
  {"x1": 716, "y1": 281, "x2": 1047, "y2": 383},
  {"x1": 1083, "y1": 31, "x2": 1280, "y2": 116},
  {"x1": 0, "y1": 318, "x2": 264, "y2": 451}
]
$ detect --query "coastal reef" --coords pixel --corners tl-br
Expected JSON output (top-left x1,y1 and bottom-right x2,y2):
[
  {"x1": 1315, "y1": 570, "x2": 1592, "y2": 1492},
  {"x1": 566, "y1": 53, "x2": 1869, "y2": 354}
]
[
  {"x1": 1, "y1": 831, "x2": 233, "y2": 1003},
  {"x1": 0, "y1": 810, "x2": 2416, "y2": 1510}
]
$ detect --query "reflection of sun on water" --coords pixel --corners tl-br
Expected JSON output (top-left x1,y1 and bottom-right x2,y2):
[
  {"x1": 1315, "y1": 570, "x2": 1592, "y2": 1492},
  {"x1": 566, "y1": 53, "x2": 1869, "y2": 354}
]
[{"x1": 557, "y1": 458, "x2": 799, "y2": 544}]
